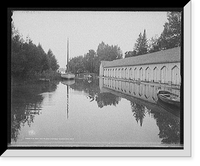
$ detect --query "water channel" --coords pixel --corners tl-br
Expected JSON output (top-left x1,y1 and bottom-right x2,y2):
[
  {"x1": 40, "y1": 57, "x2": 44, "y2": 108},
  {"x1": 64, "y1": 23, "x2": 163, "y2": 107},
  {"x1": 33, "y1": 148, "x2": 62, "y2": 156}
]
[{"x1": 10, "y1": 77, "x2": 183, "y2": 148}]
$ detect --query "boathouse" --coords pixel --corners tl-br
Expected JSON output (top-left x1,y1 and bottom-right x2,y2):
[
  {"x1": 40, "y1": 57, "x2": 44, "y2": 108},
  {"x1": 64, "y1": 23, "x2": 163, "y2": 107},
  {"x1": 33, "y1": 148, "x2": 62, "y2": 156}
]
[{"x1": 99, "y1": 47, "x2": 181, "y2": 87}]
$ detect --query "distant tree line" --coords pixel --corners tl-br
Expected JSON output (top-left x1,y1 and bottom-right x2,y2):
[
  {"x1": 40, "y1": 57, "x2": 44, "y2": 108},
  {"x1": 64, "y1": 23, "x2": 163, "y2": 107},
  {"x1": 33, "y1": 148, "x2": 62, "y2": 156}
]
[
  {"x1": 11, "y1": 23, "x2": 60, "y2": 80},
  {"x1": 125, "y1": 11, "x2": 181, "y2": 58},
  {"x1": 68, "y1": 11, "x2": 181, "y2": 75},
  {"x1": 68, "y1": 41, "x2": 123, "y2": 74}
]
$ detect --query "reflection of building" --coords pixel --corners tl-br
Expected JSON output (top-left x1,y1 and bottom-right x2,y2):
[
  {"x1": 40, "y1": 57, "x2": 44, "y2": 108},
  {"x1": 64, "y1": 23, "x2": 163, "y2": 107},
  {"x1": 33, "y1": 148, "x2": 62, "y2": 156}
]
[
  {"x1": 99, "y1": 47, "x2": 181, "y2": 88},
  {"x1": 100, "y1": 77, "x2": 180, "y2": 104},
  {"x1": 99, "y1": 77, "x2": 181, "y2": 144}
]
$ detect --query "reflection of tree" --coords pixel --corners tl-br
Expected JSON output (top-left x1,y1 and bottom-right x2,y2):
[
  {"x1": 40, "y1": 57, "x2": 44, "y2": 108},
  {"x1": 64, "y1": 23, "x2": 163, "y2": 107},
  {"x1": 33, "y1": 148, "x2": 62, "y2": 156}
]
[
  {"x1": 70, "y1": 78, "x2": 181, "y2": 144},
  {"x1": 70, "y1": 78, "x2": 121, "y2": 108},
  {"x1": 130, "y1": 102, "x2": 147, "y2": 126},
  {"x1": 130, "y1": 100, "x2": 181, "y2": 144},
  {"x1": 96, "y1": 93, "x2": 121, "y2": 108},
  {"x1": 70, "y1": 78, "x2": 99, "y2": 102},
  {"x1": 11, "y1": 80, "x2": 58, "y2": 142},
  {"x1": 152, "y1": 111, "x2": 180, "y2": 144}
]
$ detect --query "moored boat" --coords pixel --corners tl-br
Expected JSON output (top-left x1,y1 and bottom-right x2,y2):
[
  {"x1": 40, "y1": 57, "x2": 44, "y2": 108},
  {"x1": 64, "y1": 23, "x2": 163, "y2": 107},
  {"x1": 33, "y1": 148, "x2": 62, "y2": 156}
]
[
  {"x1": 61, "y1": 72, "x2": 75, "y2": 79},
  {"x1": 157, "y1": 90, "x2": 180, "y2": 107}
]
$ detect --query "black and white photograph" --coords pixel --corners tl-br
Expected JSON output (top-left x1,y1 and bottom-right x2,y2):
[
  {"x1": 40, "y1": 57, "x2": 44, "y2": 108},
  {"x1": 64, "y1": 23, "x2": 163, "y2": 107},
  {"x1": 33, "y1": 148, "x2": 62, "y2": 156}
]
[{"x1": 5, "y1": 4, "x2": 192, "y2": 157}]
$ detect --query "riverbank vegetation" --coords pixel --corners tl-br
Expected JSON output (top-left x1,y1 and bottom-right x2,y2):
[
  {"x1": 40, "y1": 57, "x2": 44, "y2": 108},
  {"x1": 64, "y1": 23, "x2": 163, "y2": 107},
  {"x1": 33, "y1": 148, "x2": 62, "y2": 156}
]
[
  {"x1": 11, "y1": 23, "x2": 60, "y2": 81},
  {"x1": 67, "y1": 11, "x2": 181, "y2": 75},
  {"x1": 68, "y1": 41, "x2": 123, "y2": 75}
]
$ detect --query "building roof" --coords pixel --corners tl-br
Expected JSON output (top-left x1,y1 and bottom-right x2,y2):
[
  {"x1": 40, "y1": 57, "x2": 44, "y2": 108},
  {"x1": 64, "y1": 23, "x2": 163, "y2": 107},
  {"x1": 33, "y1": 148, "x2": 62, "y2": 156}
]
[{"x1": 102, "y1": 47, "x2": 181, "y2": 68}]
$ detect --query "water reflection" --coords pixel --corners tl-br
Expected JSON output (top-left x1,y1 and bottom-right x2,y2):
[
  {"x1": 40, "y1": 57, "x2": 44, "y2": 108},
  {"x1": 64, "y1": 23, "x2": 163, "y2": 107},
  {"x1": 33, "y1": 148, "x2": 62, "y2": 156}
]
[
  {"x1": 70, "y1": 78, "x2": 121, "y2": 108},
  {"x1": 11, "y1": 77, "x2": 182, "y2": 146},
  {"x1": 130, "y1": 102, "x2": 147, "y2": 127},
  {"x1": 99, "y1": 77, "x2": 182, "y2": 144},
  {"x1": 70, "y1": 78, "x2": 181, "y2": 144},
  {"x1": 11, "y1": 81, "x2": 59, "y2": 142},
  {"x1": 100, "y1": 77, "x2": 180, "y2": 104},
  {"x1": 61, "y1": 79, "x2": 75, "y2": 119}
]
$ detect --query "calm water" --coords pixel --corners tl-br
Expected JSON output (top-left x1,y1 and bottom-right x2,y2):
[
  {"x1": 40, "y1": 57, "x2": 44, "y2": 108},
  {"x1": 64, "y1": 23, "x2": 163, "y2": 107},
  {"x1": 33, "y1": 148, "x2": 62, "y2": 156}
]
[{"x1": 10, "y1": 77, "x2": 182, "y2": 148}]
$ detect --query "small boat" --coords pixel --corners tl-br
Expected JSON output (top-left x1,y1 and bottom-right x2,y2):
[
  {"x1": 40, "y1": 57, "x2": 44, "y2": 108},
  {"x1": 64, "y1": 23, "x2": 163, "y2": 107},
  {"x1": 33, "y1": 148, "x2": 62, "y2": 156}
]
[
  {"x1": 157, "y1": 90, "x2": 180, "y2": 107},
  {"x1": 61, "y1": 72, "x2": 75, "y2": 79}
]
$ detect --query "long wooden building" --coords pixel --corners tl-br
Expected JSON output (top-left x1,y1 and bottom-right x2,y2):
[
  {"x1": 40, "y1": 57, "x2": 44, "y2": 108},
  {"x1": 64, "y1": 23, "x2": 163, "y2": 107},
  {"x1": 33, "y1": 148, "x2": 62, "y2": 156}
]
[{"x1": 99, "y1": 47, "x2": 181, "y2": 87}]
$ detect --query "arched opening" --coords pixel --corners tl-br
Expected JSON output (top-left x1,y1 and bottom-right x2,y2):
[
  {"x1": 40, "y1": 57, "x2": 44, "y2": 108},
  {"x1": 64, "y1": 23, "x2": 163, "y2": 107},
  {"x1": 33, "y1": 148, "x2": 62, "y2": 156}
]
[
  {"x1": 171, "y1": 65, "x2": 180, "y2": 85},
  {"x1": 115, "y1": 68, "x2": 117, "y2": 78},
  {"x1": 123, "y1": 68, "x2": 125, "y2": 79},
  {"x1": 153, "y1": 67, "x2": 158, "y2": 82},
  {"x1": 139, "y1": 67, "x2": 143, "y2": 81},
  {"x1": 121, "y1": 68, "x2": 124, "y2": 79},
  {"x1": 145, "y1": 67, "x2": 150, "y2": 82},
  {"x1": 129, "y1": 68, "x2": 132, "y2": 80},
  {"x1": 161, "y1": 66, "x2": 167, "y2": 84},
  {"x1": 134, "y1": 68, "x2": 137, "y2": 80},
  {"x1": 125, "y1": 68, "x2": 128, "y2": 79},
  {"x1": 118, "y1": 68, "x2": 121, "y2": 78}
]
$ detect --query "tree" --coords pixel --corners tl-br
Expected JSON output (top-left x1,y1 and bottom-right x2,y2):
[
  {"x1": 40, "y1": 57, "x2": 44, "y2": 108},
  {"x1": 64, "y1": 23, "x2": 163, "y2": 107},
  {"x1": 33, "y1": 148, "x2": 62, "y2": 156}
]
[
  {"x1": 47, "y1": 49, "x2": 59, "y2": 71},
  {"x1": 134, "y1": 29, "x2": 148, "y2": 56},
  {"x1": 94, "y1": 42, "x2": 122, "y2": 74},
  {"x1": 140, "y1": 29, "x2": 148, "y2": 54},
  {"x1": 97, "y1": 42, "x2": 123, "y2": 61},
  {"x1": 124, "y1": 51, "x2": 133, "y2": 58},
  {"x1": 124, "y1": 50, "x2": 137, "y2": 58},
  {"x1": 148, "y1": 35, "x2": 160, "y2": 53},
  {"x1": 68, "y1": 42, "x2": 123, "y2": 75},
  {"x1": 11, "y1": 22, "x2": 60, "y2": 79},
  {"x1": 68, "y1": 55, "x2": 85, "y2": 74},
  {"x1": 158, "y1": 12, "x2": 181, "y2": 50},
  {"x1": 83, "y1": 49, "x2": 96, "y2": 73}
]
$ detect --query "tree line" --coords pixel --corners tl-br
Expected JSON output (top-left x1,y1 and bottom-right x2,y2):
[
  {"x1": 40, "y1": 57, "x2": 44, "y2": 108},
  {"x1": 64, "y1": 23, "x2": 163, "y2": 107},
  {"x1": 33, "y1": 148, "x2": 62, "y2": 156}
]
[
  {"x1": 125, "y1": 11, "x2": 181, "y2": 58},
  {"x1": 68, "y1": 11, "x2": 181, "y2": 75},
  {"x1": 11, "y1": 23, "x2": 60, "y2": 80},
  {"x1": 68, "y1": 41, "x2": 123, "y2": 75}
]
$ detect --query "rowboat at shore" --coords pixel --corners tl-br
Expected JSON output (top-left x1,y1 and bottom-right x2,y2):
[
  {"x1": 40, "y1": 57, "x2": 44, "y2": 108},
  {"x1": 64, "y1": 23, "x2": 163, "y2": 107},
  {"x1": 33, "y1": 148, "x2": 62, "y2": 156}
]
[{"x1": 157, "y1": 90, "x2": 180, "y2": 107}]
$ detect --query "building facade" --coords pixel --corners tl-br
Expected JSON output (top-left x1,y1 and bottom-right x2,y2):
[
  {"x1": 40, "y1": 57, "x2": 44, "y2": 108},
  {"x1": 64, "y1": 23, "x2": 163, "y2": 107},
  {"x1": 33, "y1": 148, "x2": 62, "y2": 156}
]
[{"x1": 99, "y1": 47, "x2": 181, "y2": 87}]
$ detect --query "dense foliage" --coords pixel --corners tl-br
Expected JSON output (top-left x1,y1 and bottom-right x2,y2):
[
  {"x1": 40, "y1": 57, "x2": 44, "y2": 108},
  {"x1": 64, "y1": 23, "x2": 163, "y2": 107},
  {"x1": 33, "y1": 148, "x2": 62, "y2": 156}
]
[
  {"x1": 125, "y1": 11, "x2": 182, "y2": 58},
  {"x1": 68, "y1": 41, "x2": 123, "y2": 75},
  {"x1": 11, "y1": 23, "x2": 60, "y2": 80}
]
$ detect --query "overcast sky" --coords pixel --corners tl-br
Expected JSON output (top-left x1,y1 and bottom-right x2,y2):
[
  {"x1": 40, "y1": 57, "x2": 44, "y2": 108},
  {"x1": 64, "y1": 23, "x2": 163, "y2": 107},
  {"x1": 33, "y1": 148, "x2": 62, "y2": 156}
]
[{"x1": 12, "y1": 11, "x2": 168, "y2": 68}]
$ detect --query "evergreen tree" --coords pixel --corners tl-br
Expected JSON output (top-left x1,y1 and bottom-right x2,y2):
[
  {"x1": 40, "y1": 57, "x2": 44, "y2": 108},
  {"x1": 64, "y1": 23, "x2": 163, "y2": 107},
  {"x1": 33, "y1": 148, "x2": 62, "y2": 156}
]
[
  {"x1": 134, "y1": 32, "x2": 143, "y2": 55},
  {"x1": 11, "y1": 23, "x2": 60, "y2": 79},
  {"x1": 140, "y1": 29, "x2": 148, "y2": 55},
  {"x1": 47, "y1": 49, "x2": 59, "y2": 71},
  {"x1": 134, "y1": 29, "x2": 148, "y2": 56},
  {"x1": 158, "y1": 12, "x2": 181, "y2": 50}
]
